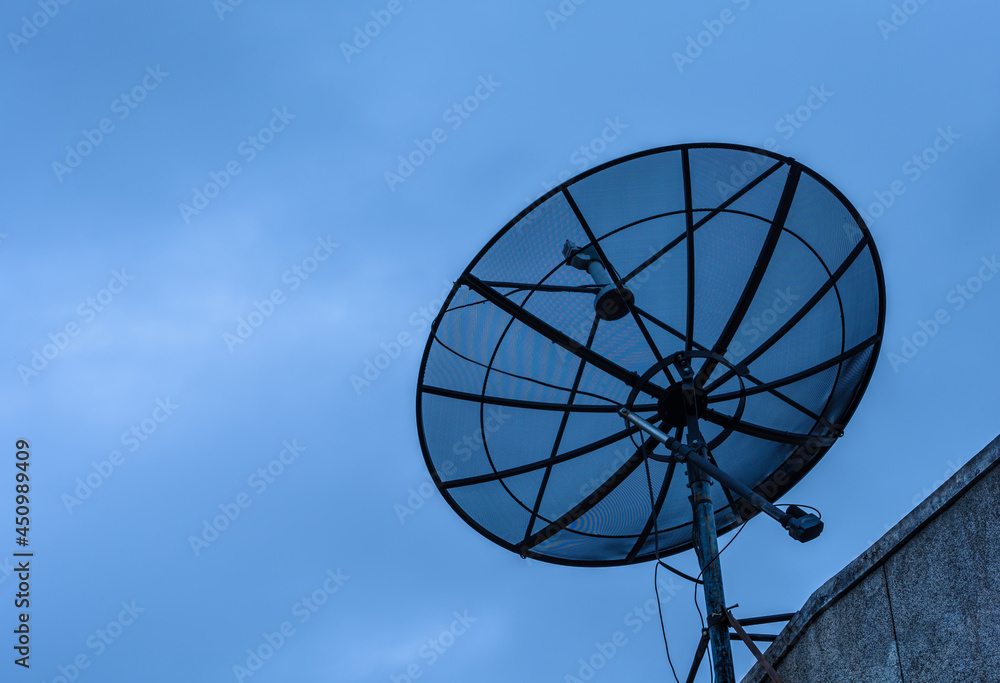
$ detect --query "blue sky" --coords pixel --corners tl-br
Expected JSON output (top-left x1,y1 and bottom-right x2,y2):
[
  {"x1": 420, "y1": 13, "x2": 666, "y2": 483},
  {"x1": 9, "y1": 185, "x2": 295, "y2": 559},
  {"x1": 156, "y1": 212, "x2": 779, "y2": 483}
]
[{"x1": 3, "y1": 1, "x2": 999, "y2": 681}]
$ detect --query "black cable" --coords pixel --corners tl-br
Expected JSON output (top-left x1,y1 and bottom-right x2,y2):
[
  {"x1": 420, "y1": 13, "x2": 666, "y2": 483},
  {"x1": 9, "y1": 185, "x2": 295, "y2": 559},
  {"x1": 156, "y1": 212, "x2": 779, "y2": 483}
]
[
  {"x1": 644, "y1": 456, "x2": 682, "y2": 683},
  {"x1": 658, "y1": 559, "x2": 702, "y2": 585},
  {"x1": 693, "y1": 520, "x2": 748, "y2": 585},
  {"x1": 654, "y1": 561, "x2": 683, "y2": 683}
]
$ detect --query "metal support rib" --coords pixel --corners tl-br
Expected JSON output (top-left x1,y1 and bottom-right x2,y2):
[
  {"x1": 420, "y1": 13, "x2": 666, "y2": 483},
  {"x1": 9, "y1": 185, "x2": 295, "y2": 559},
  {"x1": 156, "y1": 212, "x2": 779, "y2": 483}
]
[
  {"x1": 442, "y1": 425, "x2": 643, "y2": 489},
  {"x1": 517, "y1": 434, "x2": 661, "y2": 554},
  {"x1": 698, "y1": 165, "x2": 801, "y2": 390},
  {"x1": 707, "y1": 334, "x2": 880, "y2": 403},
  {"x1": 618, "y1": 409, "x2": 804, "y2": 529},
  {"x1": 625, "y1": 456, "x2": 676, "y2": 562},
  {"x1": 562, "y1": 188, "x2": 669, "y2": 369},
  {"x1": 619, "y1": 159, "x2": 784, "y2": 288},
  {"x1": 521, "y1": 316, "x2": 601, "y2": 547},
  {"x1": 702, "y1": 236, "x2": 873, "y2": 395},
  {"x1": 460, "y1": 273, "x2": 660, "y2": 397},
  {"x1": 682, "y1": 148, "x2": 696, "y2": 354}
]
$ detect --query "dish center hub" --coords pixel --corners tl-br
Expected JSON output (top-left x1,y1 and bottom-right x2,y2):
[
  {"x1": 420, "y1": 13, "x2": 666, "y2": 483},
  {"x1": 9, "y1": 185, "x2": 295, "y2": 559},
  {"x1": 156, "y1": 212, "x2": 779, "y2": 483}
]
[{"x1": 657, "y1": 382, "x2": 707, "y2": 429}]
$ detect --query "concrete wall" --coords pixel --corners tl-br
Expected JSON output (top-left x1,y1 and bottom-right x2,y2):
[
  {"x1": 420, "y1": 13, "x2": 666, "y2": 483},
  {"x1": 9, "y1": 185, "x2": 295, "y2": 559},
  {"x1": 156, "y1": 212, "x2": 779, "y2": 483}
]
[{"x1": 742, "y1": 434, "x2": 1000, "y2": 683}]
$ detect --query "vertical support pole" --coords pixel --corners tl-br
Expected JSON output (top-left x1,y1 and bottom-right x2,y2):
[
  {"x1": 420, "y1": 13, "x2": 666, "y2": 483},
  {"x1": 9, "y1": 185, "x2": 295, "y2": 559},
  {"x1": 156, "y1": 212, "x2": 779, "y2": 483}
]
[
  {"x1": 688, "y1": 462, "x2": 736, "y2": 683},
  {"x1": 678, "y1": 351, "x2": 735, "y2": 682}
]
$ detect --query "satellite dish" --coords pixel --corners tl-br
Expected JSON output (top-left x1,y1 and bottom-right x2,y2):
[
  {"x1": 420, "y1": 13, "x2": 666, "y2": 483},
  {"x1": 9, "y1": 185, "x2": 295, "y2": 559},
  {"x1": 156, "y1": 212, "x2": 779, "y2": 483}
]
[{"x1": 414, "y1": 142, "x2": 885, "y2": 681}]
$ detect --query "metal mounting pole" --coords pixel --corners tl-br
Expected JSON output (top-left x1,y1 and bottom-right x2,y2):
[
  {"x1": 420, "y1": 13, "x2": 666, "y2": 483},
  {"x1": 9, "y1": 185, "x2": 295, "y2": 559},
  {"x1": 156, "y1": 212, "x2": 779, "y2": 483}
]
[
  {"x1": 675, "y1": 354, "x2": 735, "y2": 683},
  {"x1": 617, "y1": 351, "x2": 822, "y2": 682},
  {"x1": 688, "y1": 460, "x2": 736, "y2": 683}
]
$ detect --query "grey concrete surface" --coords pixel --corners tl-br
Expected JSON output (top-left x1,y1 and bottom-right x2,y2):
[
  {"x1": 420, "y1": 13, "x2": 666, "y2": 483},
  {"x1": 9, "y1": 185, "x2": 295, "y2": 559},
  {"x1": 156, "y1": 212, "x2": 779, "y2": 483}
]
[
  {"x1": 885, "y1": 457, "x2": 1000, "y2": 681},
  {"x1": 770, "y1": 567, "x2": 901, "y2": 682},
  {"x1": 742, "y1": 434, "x2": 1000, "y2": 683}
]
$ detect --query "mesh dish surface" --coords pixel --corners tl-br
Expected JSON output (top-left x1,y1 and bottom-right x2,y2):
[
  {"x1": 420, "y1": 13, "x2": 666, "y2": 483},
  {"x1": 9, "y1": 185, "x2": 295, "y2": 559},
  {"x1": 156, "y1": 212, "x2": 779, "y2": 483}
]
[{"x1": 416, "y1": 143, "x2": 886, "y2": 566}]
